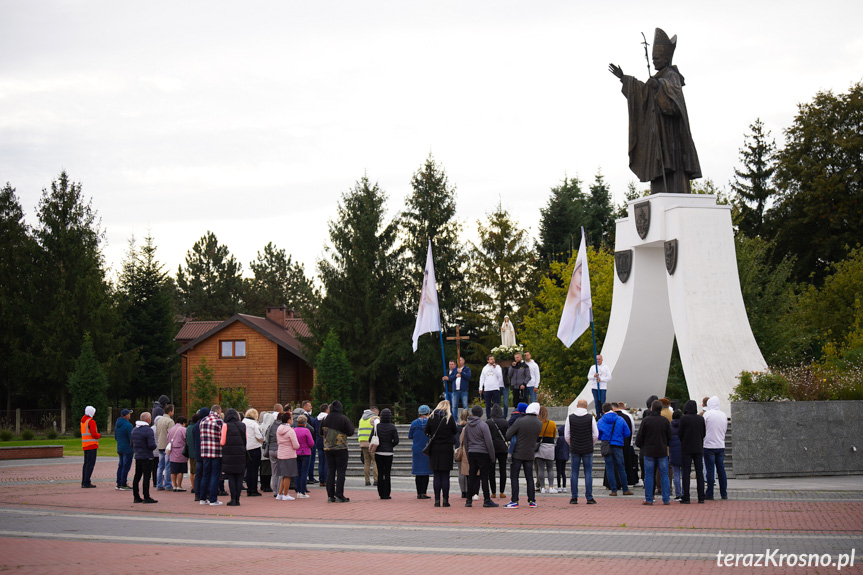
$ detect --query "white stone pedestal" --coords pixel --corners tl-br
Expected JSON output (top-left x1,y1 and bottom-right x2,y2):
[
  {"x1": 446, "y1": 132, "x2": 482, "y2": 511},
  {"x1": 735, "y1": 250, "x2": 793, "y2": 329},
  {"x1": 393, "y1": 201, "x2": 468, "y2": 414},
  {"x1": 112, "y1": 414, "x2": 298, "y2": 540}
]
[{"x1": 573, "y1": 194, "x2": 766, "y2": 415}]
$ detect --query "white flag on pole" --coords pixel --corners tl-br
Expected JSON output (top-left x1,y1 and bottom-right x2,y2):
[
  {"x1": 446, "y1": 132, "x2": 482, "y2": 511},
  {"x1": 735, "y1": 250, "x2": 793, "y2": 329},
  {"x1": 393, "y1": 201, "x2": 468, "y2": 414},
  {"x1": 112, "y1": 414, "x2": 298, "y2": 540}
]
[
  {"x1": 557, "y1": 227, "x2": 593, "y2": 348},
  {"x1": 412, "y1": 240, "x2": 442, "y2": 352}
]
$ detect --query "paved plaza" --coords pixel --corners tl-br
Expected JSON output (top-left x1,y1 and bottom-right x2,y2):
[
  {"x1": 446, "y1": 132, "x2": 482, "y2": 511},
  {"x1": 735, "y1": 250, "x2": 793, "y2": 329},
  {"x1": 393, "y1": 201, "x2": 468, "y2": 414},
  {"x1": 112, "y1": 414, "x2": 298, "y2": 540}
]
[{"x1": 0, "y1": 457, "x2": 860, "y2": 574}]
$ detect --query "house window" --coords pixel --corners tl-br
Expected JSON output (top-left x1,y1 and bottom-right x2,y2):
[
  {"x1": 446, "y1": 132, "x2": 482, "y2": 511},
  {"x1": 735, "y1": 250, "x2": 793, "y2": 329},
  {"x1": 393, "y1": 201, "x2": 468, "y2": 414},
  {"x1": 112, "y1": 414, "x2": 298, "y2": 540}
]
[{"x1": 220, "y1": 340, "x2": 246, "y2": 358}]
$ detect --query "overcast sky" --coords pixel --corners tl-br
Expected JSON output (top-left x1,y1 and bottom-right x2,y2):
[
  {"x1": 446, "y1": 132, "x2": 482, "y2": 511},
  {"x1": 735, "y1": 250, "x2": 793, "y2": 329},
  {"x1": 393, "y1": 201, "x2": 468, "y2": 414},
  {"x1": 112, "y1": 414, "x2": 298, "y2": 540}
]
[{"x1": 2, "y1": 1, "x2": 861, "y2": 284}]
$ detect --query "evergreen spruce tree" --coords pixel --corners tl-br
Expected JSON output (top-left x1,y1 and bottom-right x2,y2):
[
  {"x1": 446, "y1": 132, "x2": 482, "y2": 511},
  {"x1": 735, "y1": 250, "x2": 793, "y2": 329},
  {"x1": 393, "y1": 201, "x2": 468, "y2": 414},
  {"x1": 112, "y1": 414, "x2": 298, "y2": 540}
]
[
  {"x1": 245, "y1": 242, "x2": 316, "y2": 316},
  {"x1": 188, "y1": 357, "x2": 217, "y2": 416},
  {"x1": 68, "y1": 333, "x2": 110, "y2": 429},
  {"x1": 536, "y1": 176, "x2": 585, "y2": 265},
  {"x1": 118, "y1": 234, "x2": 177, "y2": 406},
  {"x1": 731, "y1": 118, "x2": 777, "y2": 238},
  {"x1": 0, "y1": 183, "x2": 36, "y2": 410},
  {"x1": 176, "y1": 231, "x2": 244, "y2": 320},
  {"x1": 34, "y1": 171, "x2": 117, "y2": 412},
  {"x1": 312, "y1": 329, "x2": 354, "y2": 414},
  {"x1": 585, "y1": 172, "x2": 614, "y2": 250},
  {"x1": 313, "y1": 176, "x2": 404, "y2": 406}
]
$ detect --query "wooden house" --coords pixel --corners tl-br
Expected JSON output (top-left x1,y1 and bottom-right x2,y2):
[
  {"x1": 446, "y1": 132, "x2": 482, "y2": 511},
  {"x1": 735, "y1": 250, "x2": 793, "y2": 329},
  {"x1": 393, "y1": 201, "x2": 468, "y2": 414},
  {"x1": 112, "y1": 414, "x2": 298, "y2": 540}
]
[{"x1": 176, "y1": 306, "x2": 314, "y2": 412}]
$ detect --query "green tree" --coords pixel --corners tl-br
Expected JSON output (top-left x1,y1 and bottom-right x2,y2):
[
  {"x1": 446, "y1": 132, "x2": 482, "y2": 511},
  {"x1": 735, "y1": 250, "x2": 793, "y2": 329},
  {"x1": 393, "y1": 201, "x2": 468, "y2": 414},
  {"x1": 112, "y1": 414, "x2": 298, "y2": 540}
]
[
  {"x1": 312, "y1": 329, "x2": 354, "y2": 413},
  {"x1": 536, "y1": 176, "x2": 586, "y2": 265},
  {"x1": 219, "y1": 387, "x2": 248, "y2": 413},
  {"x1": 245, "y1": 242, "x2": 316, "y2": 316},
  {"x1": 465, "y1": 202, "x2": 536, "y2": 360},
  {"x1": 312, "y1": 176, "x2": 404, "y2": 406},
  {"x1": 68, "y1": 333, "x2": 110, "y2": 429},
  {"x1": 730, "y1": 118, "x2": 777, "y2": 238},
  {"x1": 176, "y1": 231, "x2": 243, "y2": 320},
  {"x1": 520, "y1": 247, "x2": 614, "y2": 399},
  {"x1": 34, "y1": 171, "x2": 117, "y2": 412},
  {"x1": 766, "y1": 82, "x2": 863, "y2": 282},
  {"x1": 586, "y1": 172, "x2": 614, "y2": 249},
  {"x1": 614, "y1": 182, "x2": 648, "y2": 220},
  {"x1": 0, "y1": 183, "x2": 36, "y2": 410},
  {"x1": 117, "y1": 233, "x2": 178, "y2": 406},
  {"x1": 188, "y1": 357, "x2": 217, "y2": 416}
]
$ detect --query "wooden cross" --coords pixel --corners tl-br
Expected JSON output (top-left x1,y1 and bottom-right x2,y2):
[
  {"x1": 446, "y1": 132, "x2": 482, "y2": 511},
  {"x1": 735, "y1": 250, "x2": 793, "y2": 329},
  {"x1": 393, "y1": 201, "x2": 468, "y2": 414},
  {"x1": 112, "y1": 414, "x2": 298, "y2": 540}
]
[{"x1": 446, "y1": 326, "x2": 470, "y2": 360}]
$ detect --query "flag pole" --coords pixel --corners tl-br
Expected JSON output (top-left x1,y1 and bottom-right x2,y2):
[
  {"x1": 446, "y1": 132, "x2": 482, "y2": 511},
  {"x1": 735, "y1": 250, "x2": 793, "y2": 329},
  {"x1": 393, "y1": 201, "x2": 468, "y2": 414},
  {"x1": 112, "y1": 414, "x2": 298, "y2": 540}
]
[
  {"x1": 438, "y1": 329, "x2": 449, "y2": 402},
  {"x1": 590, "y1": 308, "x2": 600, "y2": 413}
]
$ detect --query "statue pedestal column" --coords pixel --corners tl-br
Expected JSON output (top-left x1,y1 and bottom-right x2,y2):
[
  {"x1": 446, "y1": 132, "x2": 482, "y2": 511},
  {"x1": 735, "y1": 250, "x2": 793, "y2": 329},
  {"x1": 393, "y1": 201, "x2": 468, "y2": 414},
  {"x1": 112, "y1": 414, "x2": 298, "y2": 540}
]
[{"x1": 572, "y1": 194, "x2": 766, "y2": 415}]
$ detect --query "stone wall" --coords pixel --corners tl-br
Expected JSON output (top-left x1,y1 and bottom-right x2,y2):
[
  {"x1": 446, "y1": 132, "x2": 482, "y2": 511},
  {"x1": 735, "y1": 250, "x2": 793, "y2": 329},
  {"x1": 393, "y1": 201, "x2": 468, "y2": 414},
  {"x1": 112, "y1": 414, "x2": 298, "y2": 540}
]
[{"x1": 731, "y1": 401, "x2": 863, "y2": 478}]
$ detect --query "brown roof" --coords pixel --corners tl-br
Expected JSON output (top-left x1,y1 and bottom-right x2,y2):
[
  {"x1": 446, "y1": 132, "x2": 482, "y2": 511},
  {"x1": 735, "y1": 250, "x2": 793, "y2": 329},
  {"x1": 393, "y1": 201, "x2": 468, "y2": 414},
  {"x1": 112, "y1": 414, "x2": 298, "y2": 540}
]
[
  {"x1": 175, "y1": 314, "x2": 309, "y2": 362},
  {"x1": 174, "y1": 321, "x2": 222, "y2": 342},
  {"x1": 285, "y1": 318, "x2": 311, "y2": 339}
]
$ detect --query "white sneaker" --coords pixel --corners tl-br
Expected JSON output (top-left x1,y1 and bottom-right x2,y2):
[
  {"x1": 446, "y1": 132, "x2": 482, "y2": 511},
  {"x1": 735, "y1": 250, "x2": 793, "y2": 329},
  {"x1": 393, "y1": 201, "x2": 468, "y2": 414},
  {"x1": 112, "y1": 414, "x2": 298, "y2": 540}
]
[
  {"x1": 549, "y1": 487, "x2": 557, "y2": 494},
  {"x1": 209, "y1": 500, "x2": 223, "y2": 506},
  {"x1": 472, "y1": 494, "x2": 479, "y2": 500},
  {"x1": 200, "y1": 499, "x2": 209, "y2": 505},
  {"x1": 276, "y1": 494, "x2": 284, "y2": 500},
  {"x1": 283, "y1": 494, "x2": 295, "y2": 501},
  {"x1": 297, "y1": 493, "x2": 310, "y2": 498},
  {"x1": 541, "y1": 488, "x2": 547, "y2": 494}
]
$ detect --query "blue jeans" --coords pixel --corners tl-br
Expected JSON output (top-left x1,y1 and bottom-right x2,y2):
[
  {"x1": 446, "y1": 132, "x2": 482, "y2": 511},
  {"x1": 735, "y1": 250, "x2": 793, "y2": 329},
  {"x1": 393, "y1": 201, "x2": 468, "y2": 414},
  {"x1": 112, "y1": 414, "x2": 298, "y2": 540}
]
[
  {"x1": 704, "y1": 448, "x2": 728, "y2": 499},
  {"x1": 501, "y1": 387, "x2": 509, "y2": 418},
  {"x1": 201, "y1": 457, "x2": 222, "y2": 503},
  {"x1": 194, "y1": 458, "x2": 204, "y2": 498},
  {"x1": 449, "y1": 389, "x2": 468, "y2": 420},
  {"x1": 527, "y1": 387, "x2": 537, "y2": 404},
  {"x1": 157, "y1": 450, "x2": 172, "y2": 489},
  {"x1": 483, "y1": 390, "x2": 501, "y2": 420},
  {"x1": 603, "y1": 446, "x2": 626, "y2": 492},
  {"x1": 570, "y1": 453, "x2": 593, "y2": 500},
  {"x1": 644, "y1": 456, "x2": 670, "y2": 504},
  {"x1": 116, "y1": 452, "x2": 133, "y2": 487},
  {"x1": 671, "y1": 464, "x2": 682, "y2": 497},
  {"x1": 317, "y1": 447, "x2": 327, "y2": 482},
  {"x1": 592, "y1": 388, "x2": 607, "y2": 411}
]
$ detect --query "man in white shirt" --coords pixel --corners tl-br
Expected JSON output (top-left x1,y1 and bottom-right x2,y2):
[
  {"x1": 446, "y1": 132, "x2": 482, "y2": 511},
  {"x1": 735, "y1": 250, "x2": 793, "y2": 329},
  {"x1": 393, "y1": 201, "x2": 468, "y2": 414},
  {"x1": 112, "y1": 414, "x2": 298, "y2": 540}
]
[
  {"x1": 586, "y1": 355, "x2": 612, "y2": 412},
  {"x1": 524, "y1": 351, "x2": 540, "y2": 404},
  {"x1": 478, "y1": 355, "x2": 504, "y2": 420},
  {"x1": 702, "y1": 396, "x2": 728, "y2": 500}
]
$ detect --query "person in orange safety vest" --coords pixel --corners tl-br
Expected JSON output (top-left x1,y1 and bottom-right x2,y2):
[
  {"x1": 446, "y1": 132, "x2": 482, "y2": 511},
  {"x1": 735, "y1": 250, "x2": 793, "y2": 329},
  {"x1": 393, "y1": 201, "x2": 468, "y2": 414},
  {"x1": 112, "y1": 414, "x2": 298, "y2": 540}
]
[{"x1": 81, "y1": 405, "x2": 102, "y2": 488}]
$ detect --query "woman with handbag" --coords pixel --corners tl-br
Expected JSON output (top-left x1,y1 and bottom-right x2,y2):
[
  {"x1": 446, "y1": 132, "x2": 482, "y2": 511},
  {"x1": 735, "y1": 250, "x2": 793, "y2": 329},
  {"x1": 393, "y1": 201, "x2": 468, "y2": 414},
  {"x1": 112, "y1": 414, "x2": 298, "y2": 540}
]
[
  {"x1": 536, "y1": 406, "x2": 558, "y2": 493},
  {"x1": 425, "y1": 400, "x2": 458, "y2": 507},
  {"x1": 166, "y1": 416, "x2": 188, "y2": 492},
  {"x1": 373, "y1": 408, "x2": 399, "y2": 499},
  {"x1": 408, "y1": 405, "x2": 432, "y2": 499},
  {"x1": 276, "y1": 411, "x2": 300, "y2": 501}
]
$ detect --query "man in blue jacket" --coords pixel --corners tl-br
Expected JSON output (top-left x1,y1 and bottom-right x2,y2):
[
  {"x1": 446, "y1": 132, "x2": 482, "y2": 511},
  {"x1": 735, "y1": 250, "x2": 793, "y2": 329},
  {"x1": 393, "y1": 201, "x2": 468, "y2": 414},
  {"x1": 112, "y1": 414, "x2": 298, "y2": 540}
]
[
  {"x1": 114, "y1": 408, "x2": 134, "y2": 490},
  {"x1": 597, "y1": 403, "x2": 633, "y2": 496},
  {"x1": 130, "y1": 412, "x2": 158, "y2": 504}
]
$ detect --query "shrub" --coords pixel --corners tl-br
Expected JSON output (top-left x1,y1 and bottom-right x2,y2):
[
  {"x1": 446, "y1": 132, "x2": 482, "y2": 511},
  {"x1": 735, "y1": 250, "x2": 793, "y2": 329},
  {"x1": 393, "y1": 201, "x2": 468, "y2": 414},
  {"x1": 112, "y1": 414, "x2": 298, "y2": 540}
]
[
  {"x1": 0, "y1": 429, "x2": 12, "y2": 441},
  {"x1": 220, "y1": 387, "x2": 248, "y2": 413},
  {"x1": 730, "y1": 371, "x2": 790, "y2": 402},
  {"x1": 20, "y1": 429, "x2": 35, "y2": 440},
  {"x1": 46, "y1": 429, "x2": 58, "y2": 440}
]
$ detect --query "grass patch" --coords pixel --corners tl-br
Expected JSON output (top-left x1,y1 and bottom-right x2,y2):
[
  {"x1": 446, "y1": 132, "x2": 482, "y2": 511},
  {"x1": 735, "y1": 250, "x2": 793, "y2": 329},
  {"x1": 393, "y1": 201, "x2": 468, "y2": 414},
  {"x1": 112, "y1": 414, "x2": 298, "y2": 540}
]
[{"x1": 0, "y1": 436, "x2": 118, "y2": 457}]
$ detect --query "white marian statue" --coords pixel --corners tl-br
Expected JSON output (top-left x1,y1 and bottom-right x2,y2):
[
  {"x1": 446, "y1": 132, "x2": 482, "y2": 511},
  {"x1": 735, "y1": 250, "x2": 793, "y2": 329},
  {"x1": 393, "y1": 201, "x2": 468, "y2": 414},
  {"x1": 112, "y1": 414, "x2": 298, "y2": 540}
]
[{"x1": 501, "y1": 315, "x2": 517, "y2": 347}]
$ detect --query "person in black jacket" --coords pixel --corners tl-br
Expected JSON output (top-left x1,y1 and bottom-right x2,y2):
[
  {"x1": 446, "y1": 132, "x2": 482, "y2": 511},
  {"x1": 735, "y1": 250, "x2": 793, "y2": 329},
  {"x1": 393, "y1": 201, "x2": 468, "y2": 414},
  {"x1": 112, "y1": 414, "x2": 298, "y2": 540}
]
[
  {"x1": 221, "y1": 408, "x2": 247, "y2": 506},
  {"x1": 505, "y1": 402, "x2": 543, "y2": 508},
  {"x1": 321, "y1": 400, "x2": 355, "y2": 503},
  {"x1": 373, "y1": 408, "x2": 399, "y2": 499},
  {"x1": 131, "y1": 412, "x2": 158, "y2": 504},
  {"x1": 677, "y1": 399, "x2": 706, "y2": 504},
  {"x1": 425, "y1": 400, "x2": 458, "y2": 507},
  {"x1": 635, "y1": 400, "x2": 672, "y2": 505},
  {"x1": 486, "y1": 404, "x2": 509, "y2": 499}
]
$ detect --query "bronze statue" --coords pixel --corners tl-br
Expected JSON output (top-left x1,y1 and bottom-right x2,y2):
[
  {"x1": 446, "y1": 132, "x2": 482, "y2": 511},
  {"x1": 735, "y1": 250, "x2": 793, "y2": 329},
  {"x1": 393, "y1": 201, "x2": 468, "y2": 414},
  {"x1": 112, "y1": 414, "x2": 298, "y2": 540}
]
[{"x1": 609, "y1": 28, "x2": 701, "y2": 194}]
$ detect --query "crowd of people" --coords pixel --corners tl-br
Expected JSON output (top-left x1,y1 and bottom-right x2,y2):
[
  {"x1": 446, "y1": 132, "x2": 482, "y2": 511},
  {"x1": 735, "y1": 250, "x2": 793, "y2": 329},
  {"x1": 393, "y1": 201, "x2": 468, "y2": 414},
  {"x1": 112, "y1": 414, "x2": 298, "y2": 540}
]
[{"x1": 81, "y1": 353, "x2": 729, "y2": 508}]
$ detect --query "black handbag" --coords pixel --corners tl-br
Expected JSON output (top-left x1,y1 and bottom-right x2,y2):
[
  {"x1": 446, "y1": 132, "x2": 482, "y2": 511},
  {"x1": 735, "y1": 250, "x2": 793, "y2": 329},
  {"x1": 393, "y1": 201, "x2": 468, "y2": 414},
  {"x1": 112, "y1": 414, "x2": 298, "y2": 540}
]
[
  {"x1": 422, "y1": 416, "x2": 441, "y2": 456},
  {"x1": 600, "y1": 419, "x2": 617, "y2": 457}
]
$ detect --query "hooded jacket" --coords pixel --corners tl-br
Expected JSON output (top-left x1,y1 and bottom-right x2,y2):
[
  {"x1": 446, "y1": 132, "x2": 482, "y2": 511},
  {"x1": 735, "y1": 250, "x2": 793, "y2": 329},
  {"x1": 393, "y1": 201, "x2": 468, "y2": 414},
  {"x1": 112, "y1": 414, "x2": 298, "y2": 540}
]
[
  {"x1": 322, "y1": 401, "x2": 355, "y2": 450},
  {"x1": 114, "y1": 416, "x2": 133, "y2": 454},
  {"x1": 635, "y1": 405, "x2": 671, "y2": 458},
  {"x1": 152, "y1": 395, "x2": 169, "y2": 419},
  {"x1": 597, "y1": 411, "x2": 631, "y2": 447},
  {"x1": 669, "y1": 418, "x2": 682, "y2": 466},
  {"x1": 131, "y1": 420, "x2": 156, "y2": 460},
  {"x1": 702, "y1": 396, "x2": 728, "y2": 449},
  {"x1": 678, "y1": 400, "x2": 706, "y2": 454},
  {"x1": 80, "y1": 409, "x2": 101, "y2": 451},
  {"x1": 220, "y1": 408, "x2": 247, "y2": 473},
  {"x1": 505, "y1": 412, "x2": 542, "y2": 460},
  {"x1": 373, "y1": 409, "x2": 399, "y2": 454},
  {"x1": 464, "y1": 414, "x2": 495, "y2": 455},
  {"x1": 486, "y1": 404, "x2": 509, "y2": 454},
  {"x1": 358, "y1": 409, "x2": 380, "y2": 447}
]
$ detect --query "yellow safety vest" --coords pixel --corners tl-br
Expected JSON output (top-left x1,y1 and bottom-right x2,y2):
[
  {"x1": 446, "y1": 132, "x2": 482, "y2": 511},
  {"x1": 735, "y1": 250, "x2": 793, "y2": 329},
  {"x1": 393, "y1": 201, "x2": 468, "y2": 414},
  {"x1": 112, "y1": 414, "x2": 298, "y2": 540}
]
[
  {"x1": 358, "y1": 416, "x2": 376, "y2": 443},
  {"x1": 81, "y1": 418, "x2": 99, "y2": 449}
]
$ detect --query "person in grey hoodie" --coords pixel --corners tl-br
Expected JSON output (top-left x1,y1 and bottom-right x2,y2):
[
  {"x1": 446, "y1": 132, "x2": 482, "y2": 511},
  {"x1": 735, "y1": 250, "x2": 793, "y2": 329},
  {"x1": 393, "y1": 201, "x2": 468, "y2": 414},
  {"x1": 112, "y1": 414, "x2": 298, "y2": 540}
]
[
  {"x1": 504, "y1": 402, "x2": 543, "y2": 508},
  {"x1": 463, "y1": 405, "x2": 498, "y2": 508}
]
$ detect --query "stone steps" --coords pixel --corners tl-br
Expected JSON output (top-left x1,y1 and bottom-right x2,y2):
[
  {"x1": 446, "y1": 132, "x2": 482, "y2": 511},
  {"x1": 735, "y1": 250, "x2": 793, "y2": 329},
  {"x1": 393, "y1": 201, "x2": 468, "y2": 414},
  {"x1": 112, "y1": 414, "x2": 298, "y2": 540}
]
[{"x1": 341, "y1": 420, "x2": 734, "y2": 478}]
